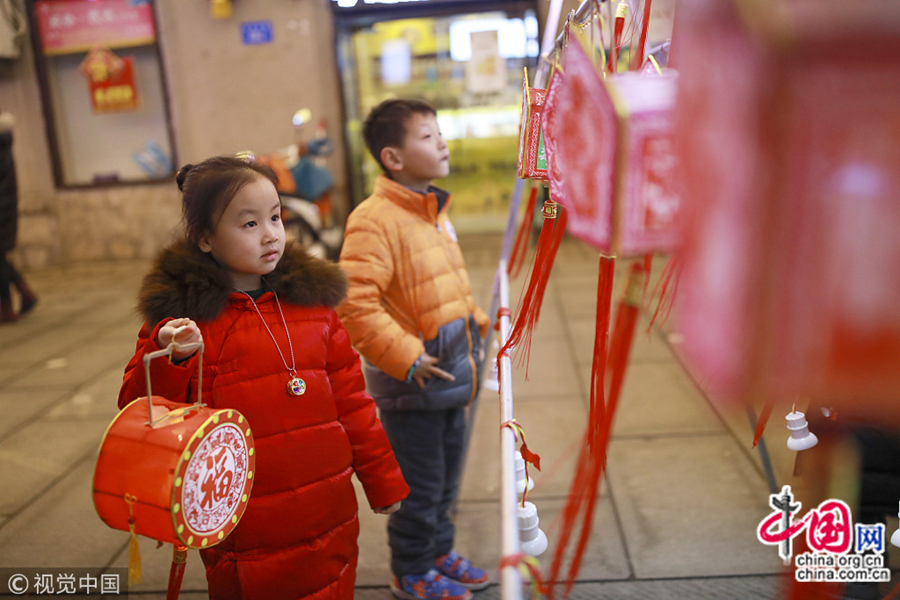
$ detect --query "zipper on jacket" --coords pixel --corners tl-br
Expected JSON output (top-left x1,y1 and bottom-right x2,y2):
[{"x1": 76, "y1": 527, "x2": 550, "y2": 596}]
[{"x1": 465, "y1": 318, "x2": 478, "y2": 405}]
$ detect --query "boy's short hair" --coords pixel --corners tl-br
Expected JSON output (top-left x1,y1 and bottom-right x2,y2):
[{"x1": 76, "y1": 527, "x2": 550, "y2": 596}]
[{"x1": 363, "y1": 99, "x2": 437, "y2": 172}]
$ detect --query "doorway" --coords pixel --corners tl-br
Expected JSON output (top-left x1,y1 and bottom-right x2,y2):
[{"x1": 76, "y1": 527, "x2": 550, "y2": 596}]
[{"x1": 335, "y1": 3, "x2": 539, "y2": 232}]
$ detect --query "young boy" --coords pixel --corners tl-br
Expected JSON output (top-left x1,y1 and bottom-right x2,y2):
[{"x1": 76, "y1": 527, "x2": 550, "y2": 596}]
[{"x1": 337, "y1": 99, "x2": 491, "y2": 600}]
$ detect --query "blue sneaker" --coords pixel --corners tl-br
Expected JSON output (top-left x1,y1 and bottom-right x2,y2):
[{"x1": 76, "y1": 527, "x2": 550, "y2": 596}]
[
  {"x1": 391, "y1": 569, "x2": 472, "y2": 600},
  {"x1": 435, "y1": 551, "x2": 491, "y2": 591}
]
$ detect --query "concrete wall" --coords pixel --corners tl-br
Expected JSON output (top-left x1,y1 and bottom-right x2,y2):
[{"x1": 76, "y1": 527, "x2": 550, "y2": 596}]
[{"x1": 0, "y1": 0, "x2": 347, "y2": 268}]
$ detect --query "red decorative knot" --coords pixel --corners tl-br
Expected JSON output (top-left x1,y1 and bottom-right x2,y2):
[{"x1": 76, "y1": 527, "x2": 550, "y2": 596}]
[
  {"x1": 497, "y1": 308, "x2": 512, "y2": 319},
  {"x1": 127, "y1": 516, "x2": 135, "y2": 525}
]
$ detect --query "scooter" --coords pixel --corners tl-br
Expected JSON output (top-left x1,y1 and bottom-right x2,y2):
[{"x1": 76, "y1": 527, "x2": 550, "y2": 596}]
[{"x1": 256, "y1": 127, "x2": 343, "y2": 261}]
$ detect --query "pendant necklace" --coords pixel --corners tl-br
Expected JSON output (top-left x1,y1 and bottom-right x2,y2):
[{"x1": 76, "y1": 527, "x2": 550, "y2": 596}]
[{"x1": 235, "y1": 288, "x2": 306, "y2": 396}]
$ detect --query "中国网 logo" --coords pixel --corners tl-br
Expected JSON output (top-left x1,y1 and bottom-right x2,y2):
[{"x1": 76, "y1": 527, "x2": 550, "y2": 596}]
[{"x1": 756, "y1": 485, "x2": 891, "y2": 584}]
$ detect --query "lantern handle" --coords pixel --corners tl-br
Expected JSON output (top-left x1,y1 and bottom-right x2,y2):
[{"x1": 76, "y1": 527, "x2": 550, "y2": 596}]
[{"x1": 142, "y1": 330, "x2": 205, "y2": 426}]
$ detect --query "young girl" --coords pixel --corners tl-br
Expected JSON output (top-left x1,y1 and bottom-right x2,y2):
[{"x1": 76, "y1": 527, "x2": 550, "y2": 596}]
[{"x1": 118, "y1": 155, "x2": 408, "y2": 600}]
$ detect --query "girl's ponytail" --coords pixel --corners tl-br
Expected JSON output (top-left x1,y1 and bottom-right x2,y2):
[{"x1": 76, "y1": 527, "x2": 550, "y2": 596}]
[{"x1": 176, "y1": 164, "x2": 194, "y2": 191}]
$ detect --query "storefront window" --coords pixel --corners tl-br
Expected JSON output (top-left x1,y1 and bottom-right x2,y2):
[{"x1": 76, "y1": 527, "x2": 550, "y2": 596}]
[
  {"x1": 335, "y1": 1, "x2": 539, "y2": 233},
  {"x1": 26, "y1": 0, "x2": 176, "y2": 188}
]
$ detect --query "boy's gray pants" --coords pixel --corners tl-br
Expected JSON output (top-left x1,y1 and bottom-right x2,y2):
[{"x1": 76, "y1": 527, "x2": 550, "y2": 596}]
[{"x1": 380, "y1": 406, "x2": 467, "y2": 578}]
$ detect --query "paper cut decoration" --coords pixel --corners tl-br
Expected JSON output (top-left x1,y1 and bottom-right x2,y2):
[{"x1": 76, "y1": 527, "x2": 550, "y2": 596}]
[{"x1": 542, "y1": 40, "x2": 681, "y2": 257}]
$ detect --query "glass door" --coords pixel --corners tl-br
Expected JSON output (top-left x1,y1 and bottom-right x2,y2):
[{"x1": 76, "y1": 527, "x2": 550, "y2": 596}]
[{"x1": 337, "y1": 6, "x2": 539, "y2": 232}]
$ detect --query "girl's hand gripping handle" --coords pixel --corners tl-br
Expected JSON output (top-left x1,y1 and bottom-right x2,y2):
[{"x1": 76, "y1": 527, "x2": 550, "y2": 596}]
[{"x1": 158, "y1": 318, "x2": 203, "y2": 362}]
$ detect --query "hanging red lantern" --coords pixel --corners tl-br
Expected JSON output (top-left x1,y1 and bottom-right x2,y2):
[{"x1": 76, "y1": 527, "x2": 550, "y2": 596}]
[
  {"x1": 516, "y1": 68, "x2": 549, "y2": 181},
  {"x1": 542, "y1": 38, "x2": 681, "y2": 258},
  {"x1": 673, "y1": 0, "x2": 900, "y2": 416}
]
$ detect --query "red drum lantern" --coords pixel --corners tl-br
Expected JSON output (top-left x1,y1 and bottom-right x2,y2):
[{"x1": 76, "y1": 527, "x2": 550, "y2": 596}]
[{"x1": 93, "y1": 343, "x2": 255, "y2": 586}]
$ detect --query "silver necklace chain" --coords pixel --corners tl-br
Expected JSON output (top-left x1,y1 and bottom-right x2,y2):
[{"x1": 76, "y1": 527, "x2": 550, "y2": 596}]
[{"x1": 235, "y1": 288, "x2": 297, "y2": 377}]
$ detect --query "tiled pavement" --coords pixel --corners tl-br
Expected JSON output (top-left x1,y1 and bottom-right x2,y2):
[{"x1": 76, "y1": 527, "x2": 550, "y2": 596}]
[{"x1": 1, "y1": 233, "x2": 898, "y2": 599}]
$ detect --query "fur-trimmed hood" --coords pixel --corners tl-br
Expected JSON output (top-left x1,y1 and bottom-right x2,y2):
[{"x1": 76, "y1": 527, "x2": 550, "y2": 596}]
[{"x1": 139, "y1": 238, "x2": 347, "y2": 326}]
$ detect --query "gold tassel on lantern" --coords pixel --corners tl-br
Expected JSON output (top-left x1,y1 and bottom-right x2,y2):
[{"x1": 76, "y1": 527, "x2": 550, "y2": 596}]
[{"x1": 124, "y1": 494, "x2": 142, "y2": 586}]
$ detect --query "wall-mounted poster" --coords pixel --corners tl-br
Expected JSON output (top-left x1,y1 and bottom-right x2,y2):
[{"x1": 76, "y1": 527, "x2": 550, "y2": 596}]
[
  {"x1": 79, "y1": 47, "x2": 139, "y2": 113},
  {"x1": 36, "y1": 0, "x2": 156, "y2": 55},
  {"x1": 466, "y1": 30, "x2": 505, "y2": 94}
]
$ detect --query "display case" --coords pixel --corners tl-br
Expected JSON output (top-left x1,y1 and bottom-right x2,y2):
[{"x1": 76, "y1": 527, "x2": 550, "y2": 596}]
[{"x1": 26, "y1": 0, "x2": 176, "y2": 188}]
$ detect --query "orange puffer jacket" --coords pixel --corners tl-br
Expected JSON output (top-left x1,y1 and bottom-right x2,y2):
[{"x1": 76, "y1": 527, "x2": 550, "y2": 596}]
[
  {"x1": 118, "y1": 240, "x2": 408, "y2": 600},
  {"x1": 337, "y1": 176, "x2": 489, "y2": 408}
]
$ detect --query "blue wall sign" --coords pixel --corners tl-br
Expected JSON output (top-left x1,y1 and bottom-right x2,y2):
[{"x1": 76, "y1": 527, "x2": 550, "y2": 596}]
[{"x1": 241, "y1": 21, "x2": 274, "y2": 46}]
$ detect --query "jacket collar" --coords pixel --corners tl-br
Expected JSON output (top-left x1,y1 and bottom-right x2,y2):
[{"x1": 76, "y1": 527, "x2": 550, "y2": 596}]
[
  {"x1": 138, "y1": 238, "x2": 347, "y2": 326},
  {"x1": 374, "y1": 174, "x2": 451, "y2": 223}
]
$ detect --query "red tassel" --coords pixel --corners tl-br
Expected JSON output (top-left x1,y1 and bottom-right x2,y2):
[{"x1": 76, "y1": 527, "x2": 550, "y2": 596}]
[
  {"x1": 608, "y1": 3, "x2": 628, "y2": 74},
  {"x1": 647, "y1": 255, "x2": 682, "y2": 333},
  {"x1": 630, "y1": 0, "x2": 654, "y2": 70},
  {"x1": 752, "y1": 400, "x2": 775, "y2": 449},
  {"x1": 509, "y1": 186, "x2": 539, "y2": 279},
  {"x1": 589, "y1": 256, "x2": 615, "y2": 445},
  {"x1": 603, "y1": 266, "x2": 643, "y2": 435},
  {"x1": 572, "y1": 265, "x2": 642, "y2": 583},
  {"x1": 546, "y1": 263, "x2": 644, "y2": 599},
  {"x1": 641, "y1": 253, "x2": 653, "y2": 298},
  {"x1": 545, "y1": 432, "x2": 594, "y2": 600},
  {"x1": 498, "y1": 200, "x2": 567, "y2": 378}
]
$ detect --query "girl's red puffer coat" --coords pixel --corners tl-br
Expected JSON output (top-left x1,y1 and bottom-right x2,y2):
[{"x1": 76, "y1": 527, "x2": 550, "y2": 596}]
[{"x1": 118, "y1": 240, "x2": 408, "y2": 600}]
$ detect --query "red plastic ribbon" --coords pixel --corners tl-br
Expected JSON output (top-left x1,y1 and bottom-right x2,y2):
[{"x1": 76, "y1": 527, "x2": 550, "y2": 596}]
[{"x1": 502, "y1": 419, "x2": 542, "y2": 506}]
